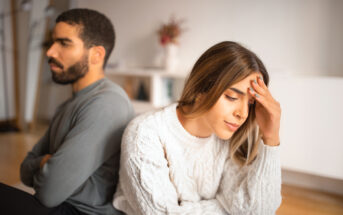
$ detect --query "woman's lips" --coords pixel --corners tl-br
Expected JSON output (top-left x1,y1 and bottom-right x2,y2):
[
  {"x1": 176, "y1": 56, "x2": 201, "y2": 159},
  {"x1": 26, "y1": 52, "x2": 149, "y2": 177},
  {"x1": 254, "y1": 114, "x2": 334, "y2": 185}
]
[{"x1": 224, "y1": 121, "x2": 240, "y2": 132}]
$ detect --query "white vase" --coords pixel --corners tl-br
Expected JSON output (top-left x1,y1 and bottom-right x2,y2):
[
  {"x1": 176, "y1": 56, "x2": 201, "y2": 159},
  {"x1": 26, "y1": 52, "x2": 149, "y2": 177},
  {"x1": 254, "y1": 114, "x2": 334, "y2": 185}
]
[{"x1": 163, "y1": 44, "x2": 179, "y2": 72}]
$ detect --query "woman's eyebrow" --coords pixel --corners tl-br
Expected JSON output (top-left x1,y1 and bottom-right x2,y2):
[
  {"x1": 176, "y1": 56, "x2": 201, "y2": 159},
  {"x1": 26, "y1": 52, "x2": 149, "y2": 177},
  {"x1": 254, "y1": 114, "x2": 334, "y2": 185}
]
[{"x1": 229, "y1": 87, "x2": 245, "y2": 96}]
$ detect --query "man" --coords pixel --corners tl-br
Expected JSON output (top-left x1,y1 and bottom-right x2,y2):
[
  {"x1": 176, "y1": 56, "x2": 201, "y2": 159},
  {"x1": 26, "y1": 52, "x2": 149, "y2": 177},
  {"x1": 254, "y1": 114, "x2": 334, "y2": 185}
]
[{"x1": 0, "y1": 8, "x2": 133, "y2": 215}]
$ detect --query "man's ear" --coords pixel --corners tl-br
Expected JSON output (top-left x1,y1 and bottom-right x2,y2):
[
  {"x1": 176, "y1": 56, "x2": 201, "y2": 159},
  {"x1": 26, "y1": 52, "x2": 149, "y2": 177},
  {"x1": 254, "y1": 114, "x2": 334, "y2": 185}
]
[{"x1": 90, "y1": 46, "x2": 106, "y2": 66}]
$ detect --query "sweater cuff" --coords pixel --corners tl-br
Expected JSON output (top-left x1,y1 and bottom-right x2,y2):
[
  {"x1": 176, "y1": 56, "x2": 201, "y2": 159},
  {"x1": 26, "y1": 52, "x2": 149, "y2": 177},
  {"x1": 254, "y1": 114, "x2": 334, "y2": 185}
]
[
  {"x1": 21, "y1": 155, "x2": 45, "y2": 187},
  {"x1": 24, "y1": 155, "x2": 45, "y2": 173},
  {"x1": 254, "y1": 142, "x2": 281, "y2": 178}
]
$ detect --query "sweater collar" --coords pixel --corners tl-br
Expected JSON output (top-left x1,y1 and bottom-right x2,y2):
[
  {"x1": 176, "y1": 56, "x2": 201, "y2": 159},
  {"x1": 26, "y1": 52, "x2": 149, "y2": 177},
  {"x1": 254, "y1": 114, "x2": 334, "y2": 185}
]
[
  {"x1": 165, "y1": 103, "x2": 216, "y2": 146},
  {"x1": 73, "y1": 78, "x2": 106, "y2": 97}
]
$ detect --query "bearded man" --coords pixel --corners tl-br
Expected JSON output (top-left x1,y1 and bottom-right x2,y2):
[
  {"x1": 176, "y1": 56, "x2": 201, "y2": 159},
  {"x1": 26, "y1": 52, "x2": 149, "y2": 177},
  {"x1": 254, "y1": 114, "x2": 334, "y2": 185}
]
[{"x1": 0, "y1": 8, "x2": 133, "y2": 215}]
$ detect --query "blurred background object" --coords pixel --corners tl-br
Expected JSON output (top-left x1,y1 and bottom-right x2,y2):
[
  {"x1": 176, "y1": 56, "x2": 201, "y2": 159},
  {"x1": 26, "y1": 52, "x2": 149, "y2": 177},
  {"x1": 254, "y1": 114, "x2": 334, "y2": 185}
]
[{"x1": 0, "y1": 0, "x2": 68, "y2": 132}]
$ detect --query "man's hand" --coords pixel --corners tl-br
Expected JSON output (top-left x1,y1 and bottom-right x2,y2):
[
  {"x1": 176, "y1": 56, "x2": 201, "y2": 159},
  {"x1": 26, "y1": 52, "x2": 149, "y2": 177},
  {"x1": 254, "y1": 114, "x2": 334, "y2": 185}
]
[{"x1": 40, "y1": 154, "x2": 52, "y2": 169}]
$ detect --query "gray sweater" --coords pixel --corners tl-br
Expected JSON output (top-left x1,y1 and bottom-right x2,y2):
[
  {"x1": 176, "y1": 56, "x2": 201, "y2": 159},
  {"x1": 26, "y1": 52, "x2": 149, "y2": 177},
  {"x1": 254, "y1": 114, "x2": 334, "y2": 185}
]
[{"x1": 20, "y1": 78, "x2": 134, "y2": 215}]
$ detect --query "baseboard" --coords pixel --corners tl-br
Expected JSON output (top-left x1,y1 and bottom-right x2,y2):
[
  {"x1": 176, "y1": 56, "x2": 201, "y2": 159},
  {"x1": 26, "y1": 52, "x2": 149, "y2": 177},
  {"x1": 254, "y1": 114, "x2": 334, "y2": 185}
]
[
  {"x1": 282, "y1": 168, "x2": 343, "y2": 196},
  {"x1": 0, "y1": 119, "x2": 19, "y2": 132}
]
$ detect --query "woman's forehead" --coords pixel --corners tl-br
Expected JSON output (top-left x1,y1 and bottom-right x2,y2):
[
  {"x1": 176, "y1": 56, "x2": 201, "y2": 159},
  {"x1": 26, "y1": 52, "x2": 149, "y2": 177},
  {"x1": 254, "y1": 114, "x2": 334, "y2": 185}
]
[{"x1": 230, "y1": 73, "x2": 260, "y2": 89}]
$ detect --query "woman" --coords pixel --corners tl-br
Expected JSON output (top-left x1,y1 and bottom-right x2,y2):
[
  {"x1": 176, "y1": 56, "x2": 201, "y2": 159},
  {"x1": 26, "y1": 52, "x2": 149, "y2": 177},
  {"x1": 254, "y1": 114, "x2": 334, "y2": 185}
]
[{"x1": 113, "y1": 41, "x2": 282, "y2": 215}]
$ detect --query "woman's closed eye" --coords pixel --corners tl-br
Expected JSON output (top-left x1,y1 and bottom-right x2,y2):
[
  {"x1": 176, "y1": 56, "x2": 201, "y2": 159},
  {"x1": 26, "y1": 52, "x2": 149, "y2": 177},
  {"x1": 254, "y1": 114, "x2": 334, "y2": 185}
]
[
  {"x1": 226, "y1": 94, "x2": 255, "y2": 107},
  {"x1": 225, "y1": 95, "x2": 237, "y2": 101}
]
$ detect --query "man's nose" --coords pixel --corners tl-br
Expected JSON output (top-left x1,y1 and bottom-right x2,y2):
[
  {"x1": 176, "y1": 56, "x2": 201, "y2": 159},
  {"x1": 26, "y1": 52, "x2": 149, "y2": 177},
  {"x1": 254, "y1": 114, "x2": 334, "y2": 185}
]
[{"x1": 46, "y1": 43, "x2": 57, "y2": 58}]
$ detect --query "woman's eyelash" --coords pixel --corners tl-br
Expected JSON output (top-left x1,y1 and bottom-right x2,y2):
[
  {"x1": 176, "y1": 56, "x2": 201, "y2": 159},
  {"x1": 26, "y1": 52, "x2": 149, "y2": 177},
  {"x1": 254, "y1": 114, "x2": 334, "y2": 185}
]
[
  {"x1": 225, "y1": 95, "x2": 237, "y2": 101},
  {"x1": 225, "y1": 95, "x2": 255, "y2": 106}
]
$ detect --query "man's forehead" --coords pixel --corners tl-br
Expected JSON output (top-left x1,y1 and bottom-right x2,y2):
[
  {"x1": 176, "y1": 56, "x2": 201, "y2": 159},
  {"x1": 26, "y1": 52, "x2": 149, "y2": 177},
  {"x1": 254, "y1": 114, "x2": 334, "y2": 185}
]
[{"x1": 52, "y1": 22, "x2": 81, "y2": 39}]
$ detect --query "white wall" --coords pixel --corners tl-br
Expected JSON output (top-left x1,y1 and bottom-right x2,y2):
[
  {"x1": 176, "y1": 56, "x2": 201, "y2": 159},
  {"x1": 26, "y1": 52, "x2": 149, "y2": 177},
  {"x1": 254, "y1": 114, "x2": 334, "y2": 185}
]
[
  {"x1": 270, "y1": 74, "x2": 343, "y2": 180},
  {"x1": 74, "y1": 0, "x2": 343, "y2": 77}
]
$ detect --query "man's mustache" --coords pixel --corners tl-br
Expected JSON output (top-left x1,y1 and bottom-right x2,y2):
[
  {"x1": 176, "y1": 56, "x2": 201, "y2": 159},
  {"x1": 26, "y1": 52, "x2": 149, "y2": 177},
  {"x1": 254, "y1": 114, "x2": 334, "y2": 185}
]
[{"x1": 48, "y1": 58, "x2": 64, "y2": 69}]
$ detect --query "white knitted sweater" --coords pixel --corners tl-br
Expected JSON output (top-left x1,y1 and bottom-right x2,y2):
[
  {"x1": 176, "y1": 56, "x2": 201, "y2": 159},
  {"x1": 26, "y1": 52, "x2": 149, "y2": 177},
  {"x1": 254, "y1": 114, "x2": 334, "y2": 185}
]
[{"x1": 113, "y1": 104, "x2": 282, "y2": 215}]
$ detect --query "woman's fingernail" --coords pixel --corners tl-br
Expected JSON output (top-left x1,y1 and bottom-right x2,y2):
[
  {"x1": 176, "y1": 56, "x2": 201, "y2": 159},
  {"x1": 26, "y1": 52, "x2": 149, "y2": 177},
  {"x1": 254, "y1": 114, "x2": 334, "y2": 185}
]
[
  {"x1": 259, "y1": 75, "x2": 263, "y2": 80},
  {"x1": 254, "y1": 79, "x2": 257, "y2": 84},
  {"x1": 250, "y1": 87, "x2": 254, "y2": 92},
  {"x1": 255, "y1": 93, "x2": 259, "y2": 98}
]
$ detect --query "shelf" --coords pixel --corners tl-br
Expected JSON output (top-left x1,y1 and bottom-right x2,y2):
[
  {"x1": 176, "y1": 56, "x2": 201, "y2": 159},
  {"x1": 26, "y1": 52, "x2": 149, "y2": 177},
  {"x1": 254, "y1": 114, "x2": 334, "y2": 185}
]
[{"x1": 106, "y1": 68, "x2": 187, "y2": 114}]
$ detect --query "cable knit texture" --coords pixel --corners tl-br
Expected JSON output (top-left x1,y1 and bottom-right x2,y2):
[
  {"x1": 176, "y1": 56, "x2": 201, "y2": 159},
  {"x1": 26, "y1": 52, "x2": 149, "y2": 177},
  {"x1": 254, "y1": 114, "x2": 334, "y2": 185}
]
[{"x1": 113, "y1": 103, "x2": 282, "y2": 215}]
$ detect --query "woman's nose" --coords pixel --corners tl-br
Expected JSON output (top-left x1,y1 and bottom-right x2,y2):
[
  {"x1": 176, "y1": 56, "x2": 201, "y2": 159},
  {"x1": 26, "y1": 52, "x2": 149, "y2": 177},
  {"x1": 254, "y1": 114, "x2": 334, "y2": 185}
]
[{"x1": 233, "y1": 103, "x2": 249, "y2": 121}]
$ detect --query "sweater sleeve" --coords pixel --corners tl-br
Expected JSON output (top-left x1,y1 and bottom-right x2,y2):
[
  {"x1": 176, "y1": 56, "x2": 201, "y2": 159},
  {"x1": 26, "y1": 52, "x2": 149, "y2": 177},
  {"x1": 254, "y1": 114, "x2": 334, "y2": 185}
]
[
  {"x1": 20, "y1": 128, "x2": 50, "y2": 187},
  {"x1": 33, "y1": 94, "x2": 132, "y2": 207},
  {"x1": 216, "y1": 142, "x2": 282, "y2": 215},
  {"x1": 115, "y1": 120, "x2": 227, "y2": 215}
]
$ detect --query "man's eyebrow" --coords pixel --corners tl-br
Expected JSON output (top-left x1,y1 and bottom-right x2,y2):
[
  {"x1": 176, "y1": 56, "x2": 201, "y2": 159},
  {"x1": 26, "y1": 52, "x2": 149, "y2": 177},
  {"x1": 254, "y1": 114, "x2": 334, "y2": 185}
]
[
  {"x1": 229, "y1": 87, "x2": 246, "y2": 96},
  {"x1": 55, "y1": 38, "x2": 73, "y2": 43}
]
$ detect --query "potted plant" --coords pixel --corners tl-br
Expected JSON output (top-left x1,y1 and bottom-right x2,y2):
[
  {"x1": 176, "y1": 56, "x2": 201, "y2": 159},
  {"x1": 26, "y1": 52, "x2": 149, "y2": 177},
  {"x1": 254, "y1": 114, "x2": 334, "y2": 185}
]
[{"x1": 157, "y1": 16, "x2": 185, "y2": 71}]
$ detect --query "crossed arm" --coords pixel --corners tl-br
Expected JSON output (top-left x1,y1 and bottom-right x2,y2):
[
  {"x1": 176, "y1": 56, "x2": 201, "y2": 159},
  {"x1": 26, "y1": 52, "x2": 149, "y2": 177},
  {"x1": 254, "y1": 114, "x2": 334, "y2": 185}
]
[{"x1": 20, "y1": 96, "x2": 132, "y2": 207}]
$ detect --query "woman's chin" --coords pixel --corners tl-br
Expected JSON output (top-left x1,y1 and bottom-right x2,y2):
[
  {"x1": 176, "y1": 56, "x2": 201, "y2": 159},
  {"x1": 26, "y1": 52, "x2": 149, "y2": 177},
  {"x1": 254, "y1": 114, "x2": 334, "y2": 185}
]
[{"x1": 215, "y1": 130, "x2": 234, "y2": 140}]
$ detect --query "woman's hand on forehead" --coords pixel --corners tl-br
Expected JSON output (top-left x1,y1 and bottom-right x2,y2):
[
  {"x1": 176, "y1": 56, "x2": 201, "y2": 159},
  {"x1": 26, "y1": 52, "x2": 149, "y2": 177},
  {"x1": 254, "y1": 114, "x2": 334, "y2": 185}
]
[{"x1": 249, "y1": 75, "x2": 281, "y2": 146}]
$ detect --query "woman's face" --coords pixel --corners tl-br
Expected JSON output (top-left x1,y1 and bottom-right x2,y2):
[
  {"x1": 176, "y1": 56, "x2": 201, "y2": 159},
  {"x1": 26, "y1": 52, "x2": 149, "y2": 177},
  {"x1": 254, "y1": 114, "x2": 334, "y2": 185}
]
[{"x1": 201, "y1": 72, "x2": 260, "y2": 140}]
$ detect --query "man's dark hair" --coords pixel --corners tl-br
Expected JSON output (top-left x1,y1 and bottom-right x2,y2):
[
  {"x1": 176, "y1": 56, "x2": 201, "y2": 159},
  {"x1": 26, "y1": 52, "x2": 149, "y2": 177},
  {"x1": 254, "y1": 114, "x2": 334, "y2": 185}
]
[{"x1": 56, "y1": 8, "x2": 115, "y2": 67}]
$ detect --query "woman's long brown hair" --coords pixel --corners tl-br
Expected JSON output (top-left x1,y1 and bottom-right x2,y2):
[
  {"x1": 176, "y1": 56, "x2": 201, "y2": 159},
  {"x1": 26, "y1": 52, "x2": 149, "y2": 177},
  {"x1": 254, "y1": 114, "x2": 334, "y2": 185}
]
[{"x1": 178, "y1": 41, "x2": 269, "y2": 166}]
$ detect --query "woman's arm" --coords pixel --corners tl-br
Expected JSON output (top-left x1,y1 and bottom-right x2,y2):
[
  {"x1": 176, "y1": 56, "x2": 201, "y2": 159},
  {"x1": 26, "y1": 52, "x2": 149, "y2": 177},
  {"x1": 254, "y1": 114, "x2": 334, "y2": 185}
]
[
  {"x1": 216, "y1": 142, "x2": 282, "y2": 215},
  {"x1": 116, "y1": 119, "x2": 227, "y2": 215}
]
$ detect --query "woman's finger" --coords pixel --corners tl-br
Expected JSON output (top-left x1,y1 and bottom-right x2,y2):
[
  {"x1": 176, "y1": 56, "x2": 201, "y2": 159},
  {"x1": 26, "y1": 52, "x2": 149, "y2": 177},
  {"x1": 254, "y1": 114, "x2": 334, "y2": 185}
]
[
  {"x1": 249, "y1": 87, "x2": 266, "y2": 105},
  {"x1": 257, "y1": 75, "x2": 268, "y2": 90},
  {"x1": 251, "y1": 78, "x2": 268, "y2": 97},
  {"x1": 248, "y1": 86, "x2": 277, "y2": 113}
]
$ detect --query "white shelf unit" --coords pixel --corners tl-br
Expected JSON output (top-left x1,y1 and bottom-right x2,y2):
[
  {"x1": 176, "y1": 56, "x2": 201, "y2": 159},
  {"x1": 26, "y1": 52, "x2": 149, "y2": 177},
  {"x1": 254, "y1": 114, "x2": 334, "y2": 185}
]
[{"x1": 106, "y1": 68, "x2": 187, "y2": 114}]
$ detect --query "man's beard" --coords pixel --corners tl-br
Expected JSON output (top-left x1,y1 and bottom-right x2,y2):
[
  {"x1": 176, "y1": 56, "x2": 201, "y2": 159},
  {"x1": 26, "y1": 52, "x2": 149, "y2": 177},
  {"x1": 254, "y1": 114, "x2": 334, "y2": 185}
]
[{"x1": 49, "y1": 53, "x2": 89, "y2": 85}]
